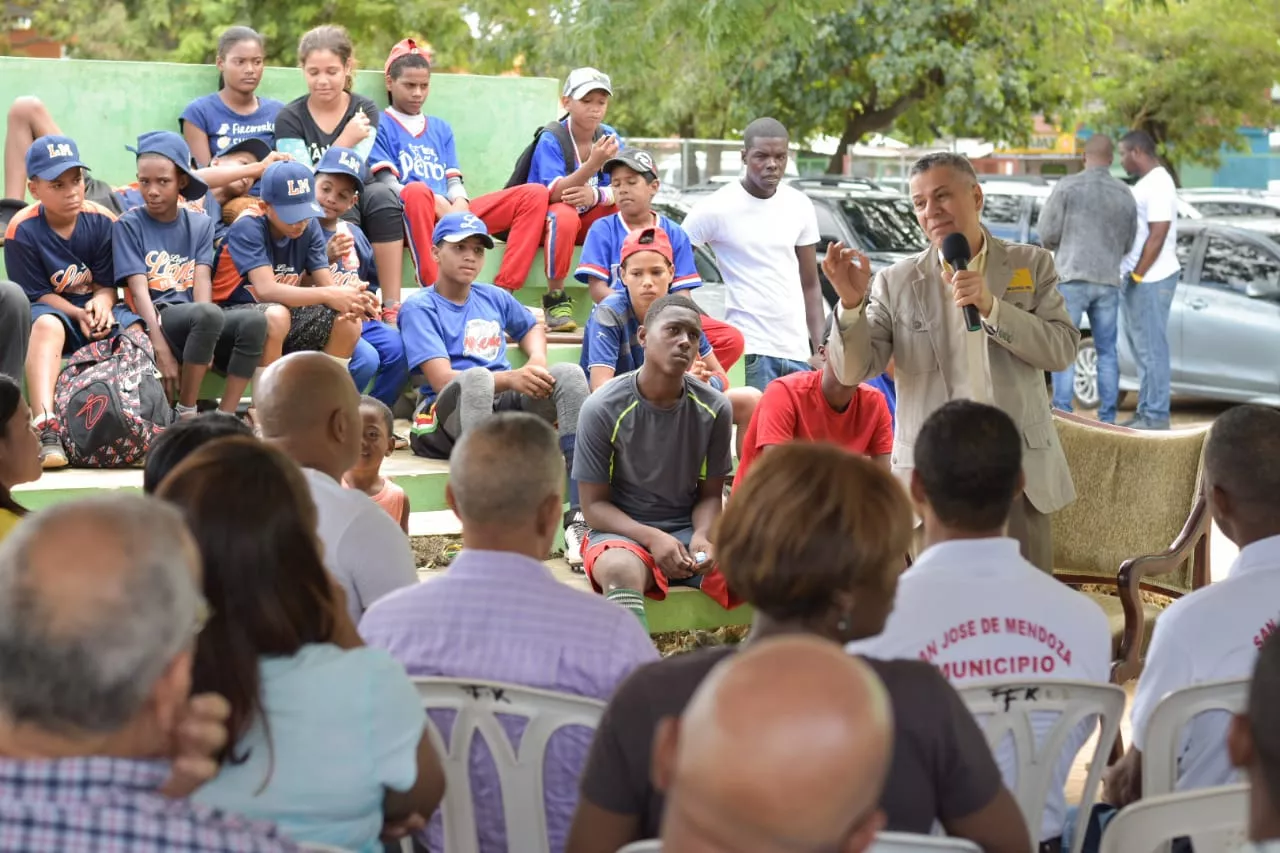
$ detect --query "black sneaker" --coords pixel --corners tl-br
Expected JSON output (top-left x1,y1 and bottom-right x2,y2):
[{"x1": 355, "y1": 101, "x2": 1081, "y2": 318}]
[
  {"x1": 563, "y1": 511, "x2": 588, "y2": 573},
  {"x1": 39, "y1": 422, "x2": 68, "y2": 469},
  {"x1": 542, "y1": 290, "x2": 578, "y2": 333}
]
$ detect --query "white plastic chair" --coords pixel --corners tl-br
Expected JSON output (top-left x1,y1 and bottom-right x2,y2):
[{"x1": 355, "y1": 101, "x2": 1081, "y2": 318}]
[
  {"x1": 414, "y1": 677, "x2": 606, "y2": 853},
  {"x1": 957, "y1": 679, "x2": 1126, "y2": 853},
  {"x1": 1142, "y1": 677, "x2": 1249, "y2": 797},
  {"x1": 616, "y1": 842, "x2": 661, "y2": 853},
  {"x1": 297, "y1": 845, "x2": 353, "y2": 852},
  {"x1": 1098, "y1": 783, "x2": 1249, "y2": 853},
  {"x1": 616, "y1": 833, "x2": 981, "y2": 853}
]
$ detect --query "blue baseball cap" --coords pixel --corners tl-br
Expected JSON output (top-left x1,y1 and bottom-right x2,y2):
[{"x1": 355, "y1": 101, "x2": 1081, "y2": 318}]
[
  {"x1": 315, "y1": 146, "x2": 364, "y2": 192},
  {"x1": 213, "y1": 137, "x2": 272, "y2": 162},
  {"x1": 259, "y1": 161, "x2": 324, "y2": 224},
  {"x1": 126, "y1": 131, "x2": 208, "y2": 201},
  {"x1": 26, "y1": 134, "x2": 90, "y2": 181},
  {"x1": 433, "y1": 212, "x2": 494, "y2": 248}
]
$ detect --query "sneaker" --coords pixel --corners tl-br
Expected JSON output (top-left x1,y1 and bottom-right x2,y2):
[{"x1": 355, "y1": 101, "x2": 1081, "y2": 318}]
[
  {"x1": 39, "y1": 422, "x2": 68, "y2": 469},
  {"x1": 563, "y1": 511, "x2": 588, "y2": 573},
  {"x1": 542, "y1": 290, "x2": 578, "y2": 333}
]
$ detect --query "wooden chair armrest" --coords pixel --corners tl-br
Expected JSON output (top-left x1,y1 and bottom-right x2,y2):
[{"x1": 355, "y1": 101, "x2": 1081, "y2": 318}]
[{"x1": 1111, "y1": 493, "x2": 1212, "y2": 682}]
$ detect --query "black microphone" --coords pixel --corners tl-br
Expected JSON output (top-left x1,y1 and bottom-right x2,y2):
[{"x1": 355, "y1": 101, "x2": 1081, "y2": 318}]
[{"x1": 941, "y1": 232, "x2": 982, "y2": 332}]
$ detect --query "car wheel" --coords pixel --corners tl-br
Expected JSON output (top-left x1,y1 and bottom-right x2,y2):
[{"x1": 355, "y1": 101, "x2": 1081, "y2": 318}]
[{"x1": 1073, "y1": 336, "x2": 1101, "y2": 410}]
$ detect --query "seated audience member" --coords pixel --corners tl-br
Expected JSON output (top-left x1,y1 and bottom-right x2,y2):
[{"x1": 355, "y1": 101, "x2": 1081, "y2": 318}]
[
  {"x1": 574, "y1": 293, "x2": 736, "y2": 629},
  {"x1": 361, "y1": 413, "x2": 657, "y2": 853},
  {"x1": 0, "y1": 495, "x2": 300, "y2": 851},
  {"x1": 157, "y1": 438, "x2": 444, "y2": 852},
  {"x1": 576, "y1": 147, "x2": 744, "y2": 368},
  {"x1": 190, "y1": 138, "x2": 283, "y2": 245},
  {"x1": 581, "y1": 227, "x2": 759, "y2": 459},
  {"x1": 142, "y1": 412, "x2": 255, "y2": 494},
  {"x1": 6, "y1": 135, "x2": 141, "y2": 468},
  {"x1": 524, "y1": 67, "x2": 623, "y2": 332},
  {"x1": 400, "y1": 213, "x2": 589, "y2": 552},
  {"x1": 566, "y1": 442, "x2": 1027, "y2": 853},
  {"x1": 655, "y1": 636, "x2": 892, "y2": 853},
  {"x1": 0, "y1": 375, "x2": 39, "y2": 542},
  {"x1": 0, "y1": 281, "x2": 29, "y2": 380},
  {"x1": 212, "y1": 159, "x2": 375, "y2": 370},
  {"x1": 735, "y1": 316, "x2": 893, "y2": 487},
  {"x1": 1105, "y1": 404, "x2": 1280, "y2": 806},
  {"x1": 314, "y1": 146, "x2": 408, "y2": 405},
  {"x1": 343, "y1": 395, "x2": 410, "y2": 533},
  {"x1": 255, "y1": 352, "x2": 417, "y2": 624},
  {"x1": 274, "y1": 25, "x2": 405, "y2": 322},
  {"x1": 374, "y1": 39, "x2": 553, "y2": 302},
  {"x1": 847, "y1": 400, "x2": 1110, "y2": 849},
  {"x1": 1230, "y1": 631, "x2": 1280, "y2": 849},
  {"x1": 3, "y1": 99, "x2": 130, "y2": 217},
  {"x1": 179, "y1": 26, "x2": 283, "y2": 167},
  {"x1": 114, "y1": 131, "x2": 268, "y2": 419}
]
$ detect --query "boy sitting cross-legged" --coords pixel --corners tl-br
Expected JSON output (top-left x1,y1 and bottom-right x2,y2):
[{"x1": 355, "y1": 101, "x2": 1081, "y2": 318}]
[{"x1": 400, "y1": 212, "x2": 590, "y2": 555}]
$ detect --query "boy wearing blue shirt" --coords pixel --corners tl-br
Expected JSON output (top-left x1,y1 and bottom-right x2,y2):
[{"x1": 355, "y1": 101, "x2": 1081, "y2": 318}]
[
  {"x1": 401, "y1": 212, "x2": 591, "y2": 559},
  {"x1": 211, "y1": 160, "x2": 374, "y2": 373},
  {"x1": 313, "y1": 146, "x2": 408, "y2": 406},
  {"x1": 4, "y1": 135, "x2": 140, "y2": 468},
  {"x1": 113, "y1": 132, "x2": 268, "y2": 419},
  {"x1": 372, "y1": 39, "x2": 554, "y2": 318}
]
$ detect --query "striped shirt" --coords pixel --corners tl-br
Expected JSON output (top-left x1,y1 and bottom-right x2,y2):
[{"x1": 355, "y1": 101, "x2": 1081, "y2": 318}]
[
  {"x1": 358, "y1": 550, "x2": 658, "y2": 853},
  {"x1": 0, "y1": 756, "x2": 298, "y2": 852}
]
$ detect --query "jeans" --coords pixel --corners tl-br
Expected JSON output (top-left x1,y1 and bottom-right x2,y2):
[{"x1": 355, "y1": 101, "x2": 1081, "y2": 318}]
[
  {"x1": 1121, "y1": 271, "x2": 1178, "y2": 426},
  {"x1": 744, "y1": 353, "x2": 813, "y2": 391},
  {"x1": 1051, "y1": 282, "x2": 1120, "y2": 423},
  {"x1": 359, "y1": 319, "x2": 409, "y2": 407}
]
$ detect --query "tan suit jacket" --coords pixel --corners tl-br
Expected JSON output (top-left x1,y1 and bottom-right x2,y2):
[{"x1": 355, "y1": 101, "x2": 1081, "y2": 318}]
[{"x1": 828, "y1": 230, "x2": 1080, "y2": 514}]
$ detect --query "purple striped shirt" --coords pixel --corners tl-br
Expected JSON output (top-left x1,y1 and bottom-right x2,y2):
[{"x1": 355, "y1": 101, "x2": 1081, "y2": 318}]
[{"x1": 358, "y1": 549, "x2": 658, "y2": 853}]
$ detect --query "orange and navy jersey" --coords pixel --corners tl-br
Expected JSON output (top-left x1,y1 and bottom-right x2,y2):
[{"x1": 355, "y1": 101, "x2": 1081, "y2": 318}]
[
  {"x1": 111, "y1": 207, "x2": 215, "y2": 312},
  {"x1": 3, "y1": 200, "x2": 116, "y2": 308},
  {"x1": 211, "y1": 211, "x2": 328, "y2": 304},
  {"x1": 319, "y1": 220, "x2": 380, "y2": 294}
]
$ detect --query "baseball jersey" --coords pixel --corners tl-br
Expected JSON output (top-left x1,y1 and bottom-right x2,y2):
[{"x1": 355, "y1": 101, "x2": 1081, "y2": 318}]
[
  {"x1": 180, "y1": 94, "x2": 284, "y2": 156},
  {"x1": 4, "y1": 201, "x2": 116, "y2": 308},
  {"x1": 211, "y1": 212, "x2": 328, "y2": 304},
  {"x1": 527, "y1": 120, "x2": 622, "y2": 194},
  {"x1": 573, "y1": 371, "x2": 733, "y2": 533},
  {"x1": 734, "y1": 371, "x2": 894, "y2": 486},
  {"x1": 575, "y1": 212, "x2": 701, "y2": 292},
  {"x1": 274, "y1": 94, "x2": 380, "y2": 170},
  {"x1": 183, "y1": 193, "x2": 227, "y2": 247},
  {"x1": 320, "y1": 221, "x2": 379, "y2": 294},
  {"x1": 369, "y1": 112, "x2": 461, "y2": 193},
  {"x1": 112, "y1": 207, "x2": 216, "y2": 310},
  {"x1": 398, "y1": 282, "x2": 536, "y2": 406},
  {"x1": 580, "y1": 291, "x2": 712, "y2": 377}
]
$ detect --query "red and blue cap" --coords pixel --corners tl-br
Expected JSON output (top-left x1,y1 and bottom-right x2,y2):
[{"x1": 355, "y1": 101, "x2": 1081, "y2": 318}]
[
  {"x1": 26, "y1": 134, "x2": 89, "y2": 181},
  {"x1": 432, "y1": 212, "x2": 494, "y2": 248},
  {"x1": 620, "y1": 226, "x2": 674, "y2": 267},
  {"x1": 315, "y1": 146, "x2": 365, "y2": 192},
  {"x1": 259, "y1": 160, "x2": 324, "y2": 224},
  {"x1": 127, "y1": 131, "x2": 208, "y2": 200}
]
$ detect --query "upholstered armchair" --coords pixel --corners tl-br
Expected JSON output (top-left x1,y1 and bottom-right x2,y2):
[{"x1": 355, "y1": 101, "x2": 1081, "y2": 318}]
[{"x1": 1051, "y1": 412, "x2": 1211, "y2": 683}]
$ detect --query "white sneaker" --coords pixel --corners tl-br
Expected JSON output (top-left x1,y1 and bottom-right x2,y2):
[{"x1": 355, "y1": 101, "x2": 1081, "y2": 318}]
[{"x1": 563, "y1": 512, "x2": 588, "y2": 572}]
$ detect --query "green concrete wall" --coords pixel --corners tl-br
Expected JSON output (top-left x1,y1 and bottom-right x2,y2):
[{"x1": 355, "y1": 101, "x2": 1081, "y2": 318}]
[{"x1": 0, "y1": 56, "x2": 557, "y2": 195}]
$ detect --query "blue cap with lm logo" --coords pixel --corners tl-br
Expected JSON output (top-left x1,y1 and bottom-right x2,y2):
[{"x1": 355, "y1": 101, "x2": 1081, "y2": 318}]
[
  {"x1": 314, "y1": 146, "x2": 365, "y2": 192},
  {"x1": 259, "y1": 160, "x2": 324, "y2": 224},
  {"x1": 26, "y1": 135, "x2": 90, "y2": 181}
]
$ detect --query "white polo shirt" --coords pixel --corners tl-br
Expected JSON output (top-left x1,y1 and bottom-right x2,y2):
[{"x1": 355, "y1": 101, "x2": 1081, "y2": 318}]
[
  {"x1": 847, "y1": 537, "x2": 1111, "y2": 841},
  {"x1": 1130, "y1": 534, "x2": 1280, "y2": 792}
]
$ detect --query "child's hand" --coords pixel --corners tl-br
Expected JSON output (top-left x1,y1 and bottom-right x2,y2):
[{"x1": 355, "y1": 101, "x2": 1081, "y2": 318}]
[
  {"x1": 560, "y1": 186, "x2": 596, "y2": 209},
  {"x1": 325, "y1": 288, "x2": 366, "y2": 316},
  {"x1": 687, "y1": 359, "x2": 714, "y2": 383},
  {"x1": 326, "y1": 232, "x2": 354, "y2": 264},
  {"x1": 336, "y1": 111, "x2": 373, "y2": 149},
  {"x1": 256, "y1": 151, "x2": 293, "y2": 176},
  {"x1": 586, "y1": 134, "x2": 620, "y2": 168}
]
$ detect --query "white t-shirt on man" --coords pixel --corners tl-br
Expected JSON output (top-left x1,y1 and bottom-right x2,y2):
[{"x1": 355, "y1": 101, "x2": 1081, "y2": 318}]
[
  {"x1": 1129, "y1": 534, "x2": 1280, "y2": 793},
  {"x1": 847, "y1": 537, "x2": 1111, "y2": 842},
  {"x1": 303, "y1": 467, "x2": 418, "y2": 626},
  {"x1": 681, "y1": 181, "x2": 820, "y2": 362},
  {"x1": 1122, "y1": 166, "x2": 1180, "y2": 281}
]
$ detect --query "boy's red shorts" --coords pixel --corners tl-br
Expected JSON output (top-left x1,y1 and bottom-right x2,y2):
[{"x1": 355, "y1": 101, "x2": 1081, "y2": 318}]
[{"x1": 581, "y1": 527, "x2": 742, "y2": 609}]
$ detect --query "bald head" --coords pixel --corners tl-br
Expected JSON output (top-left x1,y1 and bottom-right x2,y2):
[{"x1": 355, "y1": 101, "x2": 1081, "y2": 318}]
[
  {"x1": 1084, "y1": 134, "x2": 1114, "y2": 167},
  {"x1": 256, "y1": 352, "x2": 362, "y2": 478},
  {"x1": 658, "y1": 637, "x2": 893, "y2": 852}
]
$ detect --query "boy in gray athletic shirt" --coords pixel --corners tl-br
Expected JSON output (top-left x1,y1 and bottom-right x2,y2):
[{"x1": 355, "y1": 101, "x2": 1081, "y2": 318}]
[{"x1": 574, "y1": 293, "x2": 737, "y2": 630}]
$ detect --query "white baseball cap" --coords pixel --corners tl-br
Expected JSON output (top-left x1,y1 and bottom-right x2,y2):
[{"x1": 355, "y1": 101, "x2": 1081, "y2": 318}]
[{"x1": 563, "y1": 67, "x2": 613, "y2": 100}]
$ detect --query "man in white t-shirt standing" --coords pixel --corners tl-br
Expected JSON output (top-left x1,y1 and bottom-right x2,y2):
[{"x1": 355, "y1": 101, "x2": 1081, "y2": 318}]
[
  {"x1": 681, "y1": 117, "x2": 825, "y2": 391},
  {"x1": 1118, "y1": 130, "x2": 1180, "y2": 430},
  {"x1": 1104, "y1": 404, "x2": 1280, "y2": 807},
  {"x1": 847, "y1": 400, "x2": 1111, "y2": 849}
]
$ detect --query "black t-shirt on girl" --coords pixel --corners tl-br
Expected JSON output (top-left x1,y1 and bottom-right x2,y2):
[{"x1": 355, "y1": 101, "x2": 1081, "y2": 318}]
[{"x1": 274, "y1": 92, "x2": 380, "y2": 171}]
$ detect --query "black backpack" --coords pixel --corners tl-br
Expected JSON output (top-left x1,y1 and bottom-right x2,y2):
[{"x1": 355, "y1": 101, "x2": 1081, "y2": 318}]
[{"x1": 504, "y1": 121, "x2": 605, "y2": 188}]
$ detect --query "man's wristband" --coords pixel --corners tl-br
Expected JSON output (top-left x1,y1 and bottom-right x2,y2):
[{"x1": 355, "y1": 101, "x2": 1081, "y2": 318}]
[{"x1": 1129, "y1": 272, "x2": 1144, "y2": 283}]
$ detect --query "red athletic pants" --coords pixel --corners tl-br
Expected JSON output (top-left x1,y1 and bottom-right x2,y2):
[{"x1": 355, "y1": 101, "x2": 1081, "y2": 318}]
[
  {"x1": 543, "y1": 201, "x2": 615, "y2": 282},
  {"x1": 700, "y1": 315, "x2": 745, "y2": 371}
]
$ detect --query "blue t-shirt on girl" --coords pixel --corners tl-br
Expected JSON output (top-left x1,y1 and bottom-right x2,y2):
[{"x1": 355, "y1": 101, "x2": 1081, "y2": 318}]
[
  {"x1": 211, "y1": 213, "x2": 327, "y2": 305},
  {"x1": 320, "y1": 221, "x2": 379, "y2": 294},
  {"x1": 112, "y1": 207, "x2": 216, "y2": 309},
  {"x1": 399, "y1": 282, "x2": 536, "y2": 406},
  {"x1": 180, "y1": 93, "x2": 284, "y2": 157},
  {"x1": 4, "y1": 201, "x2": 116, "y2": 308}
]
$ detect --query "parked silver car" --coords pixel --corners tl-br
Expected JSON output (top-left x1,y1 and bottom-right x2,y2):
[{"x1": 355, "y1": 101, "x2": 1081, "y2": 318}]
[{"x1": 1070, "y1": 221, "x2": 1280, "y2": 409}]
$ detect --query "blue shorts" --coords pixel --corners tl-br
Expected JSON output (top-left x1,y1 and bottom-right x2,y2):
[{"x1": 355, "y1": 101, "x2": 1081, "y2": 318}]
[{"x1": 30, "y1": 302, "x2": 143, "y2": 355}]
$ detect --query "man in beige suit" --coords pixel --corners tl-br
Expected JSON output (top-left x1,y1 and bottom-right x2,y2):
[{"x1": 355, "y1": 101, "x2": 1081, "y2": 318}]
[{"x1": 822, "y1": 152, "x2": 1078, "y2": 571}]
